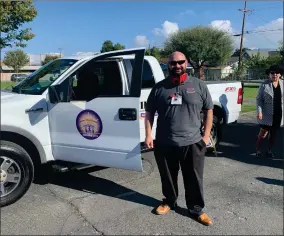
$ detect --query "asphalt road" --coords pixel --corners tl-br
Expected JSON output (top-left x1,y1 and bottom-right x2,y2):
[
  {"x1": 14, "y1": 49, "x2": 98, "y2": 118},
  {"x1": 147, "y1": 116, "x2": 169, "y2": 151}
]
[{"x1": 1, "y1": 111, "x2": 283, "y2": 235}]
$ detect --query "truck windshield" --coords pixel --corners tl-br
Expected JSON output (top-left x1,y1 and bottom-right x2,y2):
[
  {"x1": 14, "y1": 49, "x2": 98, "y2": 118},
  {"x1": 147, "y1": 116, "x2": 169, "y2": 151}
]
[{"x1": 11, "y1": 59, "x2": 77, "y2": 95}]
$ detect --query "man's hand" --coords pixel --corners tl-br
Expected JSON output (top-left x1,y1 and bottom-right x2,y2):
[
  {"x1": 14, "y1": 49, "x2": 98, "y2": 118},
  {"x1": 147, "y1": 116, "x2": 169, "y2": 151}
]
[
  {"x1": 145, "y1": 136, "x2": 154, "y2": 149},
  {"x1": 202, "y1": 135, "x2": 210, "y2": 145},
  {"x1": 144, "y1": 111, "x2": 155, "y2": 149},
  {"x1": 257, "y1": 112, "x2": 263, "y2": 120},
  {"x1": 202, "y1": 109, "x2": 213, "y2": 145}
]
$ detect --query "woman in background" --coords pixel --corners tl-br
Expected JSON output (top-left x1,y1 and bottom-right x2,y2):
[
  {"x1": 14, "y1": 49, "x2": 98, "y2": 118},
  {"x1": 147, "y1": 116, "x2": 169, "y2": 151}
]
[{"x1": 255, "y1": 64, "x2": 284, "y2": 158}]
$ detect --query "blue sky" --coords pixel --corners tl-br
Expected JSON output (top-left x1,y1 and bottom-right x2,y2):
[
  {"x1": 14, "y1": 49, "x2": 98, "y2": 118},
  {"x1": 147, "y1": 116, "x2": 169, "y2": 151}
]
[{"x1": 1, "y1": 1, "x2": 283, "y2": 64}]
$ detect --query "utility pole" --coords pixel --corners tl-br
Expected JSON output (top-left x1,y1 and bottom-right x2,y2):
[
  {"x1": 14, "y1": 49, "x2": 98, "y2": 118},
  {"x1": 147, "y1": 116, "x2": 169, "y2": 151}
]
[
  {"x1": 238, "y1": 0, "x2": 252, "y2": 72},
  {"x1": 58, "y1": 48, "x2": 62, "y2": 58}
]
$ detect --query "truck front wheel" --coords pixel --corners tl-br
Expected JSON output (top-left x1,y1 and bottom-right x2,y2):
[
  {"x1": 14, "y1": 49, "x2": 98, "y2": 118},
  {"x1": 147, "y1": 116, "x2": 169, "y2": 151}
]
[
  {"x1": 211, "y1": 115, "x2": 222, "y2": 152},
  {"x1": 0, "y1": 141, "x2": 34, "y2": 207}
]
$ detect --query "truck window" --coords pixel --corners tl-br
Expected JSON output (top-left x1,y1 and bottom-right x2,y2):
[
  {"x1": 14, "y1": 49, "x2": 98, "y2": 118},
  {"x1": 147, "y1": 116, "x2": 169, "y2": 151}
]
[
  {"x1": 124, "y1": 59, "x2": 155, "y2": 89},
  {"x1": 11, "y1": 59, "x2": 77, "y2": 95},
  {"x1": 70, "y1": 60, "x2": 123, "y2": 102}
]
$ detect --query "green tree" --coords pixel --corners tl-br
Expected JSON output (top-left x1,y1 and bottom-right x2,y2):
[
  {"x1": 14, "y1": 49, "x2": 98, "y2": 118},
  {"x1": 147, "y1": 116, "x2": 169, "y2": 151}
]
[
  {"x1": 243, "y1": 52, "x2": 281, "y2": 80},
  {"x1": 159, "y1": 48, "x2": 170, "y2": 58},
  {"x1": 279, "y1": 40, "x2": 283, "y2": 63},
  {"x1": 41, "y1": 54, "x2": 61, "y2": 65},
  {"x1": 266, "y1": 55, "x2": 281, "y2": 67},
  {"x1": 3, "y1": 49, "x2": 30, "y2": 73},
  {"x1": 244, "y1": 52, "x2": 281, "y2": 70},
  {"x1": 100, "y1": 40, "x2": 125, "y2": 53},
  {"x1": 101, "y1": 40, "x2": 113, "y2": 52},
  {"x1": 243, "y1": 52, "x2": 267, "y2": 69},
  {"x1": 0, "y1": 0, "x2": 37, "y2": 48},
  {"x1": 163, "y1": 26, "x2": 234, "y2": 79},
  {"x1": 232, "y1": 47, "x2": 251, "y2": 56},
  {"x1": 145, "y1": 46, "x2": 162, "y2": 61},
  {"x1": 113, "y1": 43, "x2": 125, "y2": 50}
]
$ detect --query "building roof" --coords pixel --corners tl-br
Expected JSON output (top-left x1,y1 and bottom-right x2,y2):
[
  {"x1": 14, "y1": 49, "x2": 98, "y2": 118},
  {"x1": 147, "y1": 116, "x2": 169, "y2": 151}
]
[{"x1": 246, "y1": 50, "x2": 278, "y2": 58}]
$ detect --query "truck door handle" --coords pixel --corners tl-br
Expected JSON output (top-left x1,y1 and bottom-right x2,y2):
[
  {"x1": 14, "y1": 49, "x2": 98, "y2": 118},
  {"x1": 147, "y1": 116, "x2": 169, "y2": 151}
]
[
  {"x1": 118, "y1": 108, "x2": 137, "y2": 121},
  {"x1": 25, "y1": 108, "x2": 44, "y2": 113}
]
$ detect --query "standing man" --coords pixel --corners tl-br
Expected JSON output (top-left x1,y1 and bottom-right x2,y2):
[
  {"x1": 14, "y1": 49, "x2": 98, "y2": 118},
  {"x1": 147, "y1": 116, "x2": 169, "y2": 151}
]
[{"x1": 144, "y1": 51, "x2": 214, "y2": 226}]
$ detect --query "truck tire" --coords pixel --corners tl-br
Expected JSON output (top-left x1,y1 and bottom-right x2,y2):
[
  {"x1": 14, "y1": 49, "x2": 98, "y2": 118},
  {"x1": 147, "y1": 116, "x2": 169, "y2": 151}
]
[{"x1": 0, "y1": 140, "x2": 34, "y2": 207}]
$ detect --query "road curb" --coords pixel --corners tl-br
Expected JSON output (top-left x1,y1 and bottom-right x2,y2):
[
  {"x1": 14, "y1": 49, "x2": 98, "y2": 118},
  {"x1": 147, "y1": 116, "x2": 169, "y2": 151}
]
[{"x1": 241, "y1": 111, "x2": 256, "y2": 115}]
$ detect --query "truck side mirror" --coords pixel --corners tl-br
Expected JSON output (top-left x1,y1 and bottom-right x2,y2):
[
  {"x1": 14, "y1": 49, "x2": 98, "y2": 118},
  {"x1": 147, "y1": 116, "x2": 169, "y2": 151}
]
[
  {"x1": 48, "y1": 85, "x2": 61, "y2": 104},
  {"x1": 48, "y1": 77, "x2": 73, "y2": 104}
]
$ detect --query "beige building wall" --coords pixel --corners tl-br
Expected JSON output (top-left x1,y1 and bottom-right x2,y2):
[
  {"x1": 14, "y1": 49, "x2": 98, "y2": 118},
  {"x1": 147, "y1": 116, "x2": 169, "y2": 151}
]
[
  {"x1": 0, "y1": 72, "x2": 31, "y2": 81},
  {"x1": 0, "y1": 65, "x2": 40, "y2": 81}
]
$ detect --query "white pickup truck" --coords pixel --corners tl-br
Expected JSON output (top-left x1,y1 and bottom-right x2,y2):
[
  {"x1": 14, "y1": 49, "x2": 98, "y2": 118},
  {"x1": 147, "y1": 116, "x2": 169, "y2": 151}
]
[{"x1": 0, "y1": 48, "x2": 243, "y2": 207}]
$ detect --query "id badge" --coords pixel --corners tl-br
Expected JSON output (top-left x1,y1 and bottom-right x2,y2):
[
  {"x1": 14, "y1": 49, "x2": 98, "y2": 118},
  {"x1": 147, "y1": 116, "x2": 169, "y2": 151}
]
[{"x1": 171, "y1": 95, "x2": 182, "y2": 105}]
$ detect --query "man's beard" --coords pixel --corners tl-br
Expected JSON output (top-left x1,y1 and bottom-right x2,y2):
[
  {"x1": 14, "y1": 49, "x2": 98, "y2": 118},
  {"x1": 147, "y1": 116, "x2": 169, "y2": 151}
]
[{"x1": 168, "y1": 67, "x2": 185, "y2": 77}]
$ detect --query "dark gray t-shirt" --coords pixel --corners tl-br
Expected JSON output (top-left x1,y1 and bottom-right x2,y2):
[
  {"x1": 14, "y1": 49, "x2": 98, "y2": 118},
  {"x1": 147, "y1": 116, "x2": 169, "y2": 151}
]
[{"x1": 146, "y1": 75, "x2": 214, "y2": 147}]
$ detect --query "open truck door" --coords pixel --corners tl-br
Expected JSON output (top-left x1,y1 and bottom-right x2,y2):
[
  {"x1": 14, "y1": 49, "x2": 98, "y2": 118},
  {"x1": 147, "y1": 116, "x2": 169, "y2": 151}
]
[{"x1": 47, "y1": 48, "x2": 145, "y2": 171}]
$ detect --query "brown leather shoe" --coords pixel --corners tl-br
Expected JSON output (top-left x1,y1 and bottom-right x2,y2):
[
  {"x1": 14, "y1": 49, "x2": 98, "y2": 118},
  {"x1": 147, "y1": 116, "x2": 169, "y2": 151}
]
[
  {"x1": 197, "y1": 213, "x2": 213, "y2": 226},
  {"x1": 155, "y1": 204, "x2": 171, "y2": 215}
]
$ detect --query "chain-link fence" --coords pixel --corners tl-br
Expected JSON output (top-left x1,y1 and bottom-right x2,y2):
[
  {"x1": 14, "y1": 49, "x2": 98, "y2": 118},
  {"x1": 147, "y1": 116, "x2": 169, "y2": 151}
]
[
  {"x1": 196, "y1": 68, "x2": 268, "y2": 81},
  {"x1": 161, "y1": 67, "x2": 269, "y2": 82}
]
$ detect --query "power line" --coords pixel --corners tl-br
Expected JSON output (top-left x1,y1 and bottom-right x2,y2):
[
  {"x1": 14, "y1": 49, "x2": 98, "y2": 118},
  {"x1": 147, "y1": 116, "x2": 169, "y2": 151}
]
[
  {"x1": 243, "y1": 9, "x2": 282, "y2": 47},
  {"x1": 232, "y1": 28, "x2": 282, "y2": 36},
  {"x1": 250, "y1": 3, "x2": 280, "y2": 11},
  {"x1": 249, "y1": 28, "x2": 282, "y2": 33},
  {"x1": 251, "y1": 6, "x2": 280, "y2": 11},
  {"x1": 249, "y1": 12, "x2": 277, "y2": 26}
]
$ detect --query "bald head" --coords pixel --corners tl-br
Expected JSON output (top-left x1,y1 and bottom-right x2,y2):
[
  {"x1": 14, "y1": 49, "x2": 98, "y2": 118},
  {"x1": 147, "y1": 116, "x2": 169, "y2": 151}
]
[
  {"x1": 167, "y1": 51, "x2": 188, "y2": 76},
  {"x1": 169, "y1": 51, "x2": 187, "y2": 62}
]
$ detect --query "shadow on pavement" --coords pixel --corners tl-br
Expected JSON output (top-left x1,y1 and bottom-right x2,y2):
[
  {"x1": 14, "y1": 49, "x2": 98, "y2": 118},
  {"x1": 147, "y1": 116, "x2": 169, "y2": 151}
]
[
  {"x1": 212, "y1": 122, "x2": 283, "y2": 169},
  {"x1": 255, "y1": 177, "x2": 284, "y2": 186},
  {"x1": 173, "y1": 206, "x2": 203, "y2": 224},
  {"x1": 38, "y1": 166, "x2": 161, "y2": 210},
  {"x1": 34, "y1": 120, "x2": 282, "y2": 213}
]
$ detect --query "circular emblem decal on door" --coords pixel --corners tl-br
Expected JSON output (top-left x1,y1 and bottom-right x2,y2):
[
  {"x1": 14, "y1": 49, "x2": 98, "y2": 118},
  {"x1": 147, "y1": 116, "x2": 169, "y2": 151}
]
[{"x1": 76, "y1": 109, "x2": 103, "y2": 140}]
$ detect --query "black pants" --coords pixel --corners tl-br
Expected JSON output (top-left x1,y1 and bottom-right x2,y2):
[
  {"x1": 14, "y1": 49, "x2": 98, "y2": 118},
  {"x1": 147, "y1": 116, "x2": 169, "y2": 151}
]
[{"x1": 154, "y1": 139, "x2": 206, "y2": 216}]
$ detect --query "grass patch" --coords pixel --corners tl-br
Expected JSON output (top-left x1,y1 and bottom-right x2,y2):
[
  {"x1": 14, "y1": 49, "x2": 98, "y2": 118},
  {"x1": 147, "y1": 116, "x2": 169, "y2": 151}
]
[
  {"x1": 241, "y1": 104, "x2": 256, "y2": 113},
  {"x1": 1, "y1": 81, "x2": 16, "y2": 90},
  {"x1": 243, "y1": 85, "x2": 259, "y2": 100}
]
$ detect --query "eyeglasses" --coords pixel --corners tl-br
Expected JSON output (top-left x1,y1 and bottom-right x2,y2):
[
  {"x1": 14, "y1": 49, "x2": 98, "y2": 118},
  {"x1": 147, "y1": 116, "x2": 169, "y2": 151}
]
[
  {"x1": 170, "y1": 60, "x2": 186, "y2": 66},
  {"x1": 270, "y1": 71, "x2": 281, "y2": 75}
]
